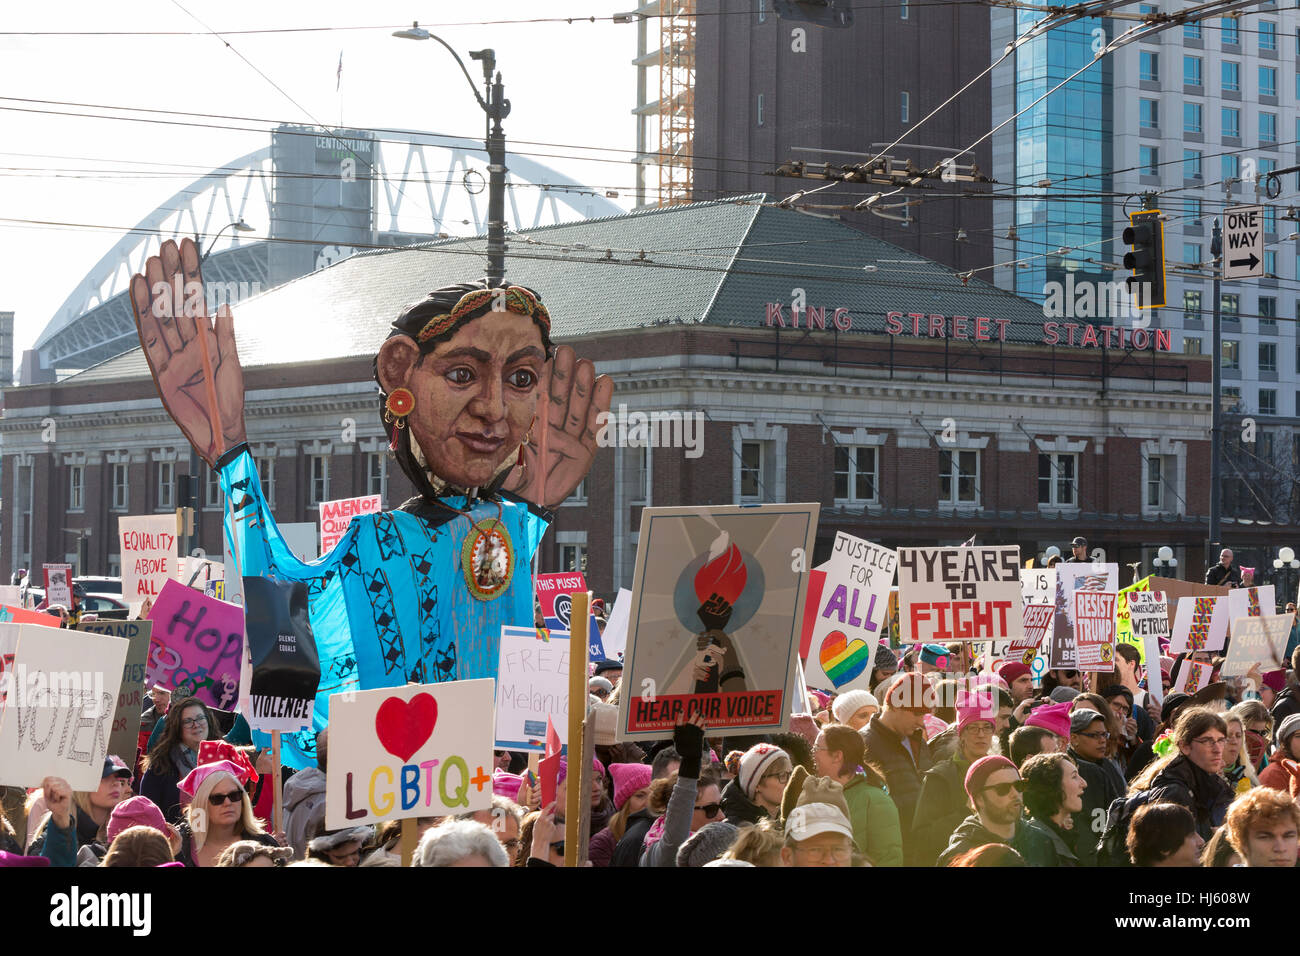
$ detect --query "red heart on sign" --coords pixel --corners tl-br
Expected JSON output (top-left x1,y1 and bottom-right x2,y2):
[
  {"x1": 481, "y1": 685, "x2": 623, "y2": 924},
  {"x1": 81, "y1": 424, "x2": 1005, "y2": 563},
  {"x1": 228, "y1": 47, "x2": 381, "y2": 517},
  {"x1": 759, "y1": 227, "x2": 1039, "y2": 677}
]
[{"x1": 374, "y1": 693, "x2": 438, "y2": 763}]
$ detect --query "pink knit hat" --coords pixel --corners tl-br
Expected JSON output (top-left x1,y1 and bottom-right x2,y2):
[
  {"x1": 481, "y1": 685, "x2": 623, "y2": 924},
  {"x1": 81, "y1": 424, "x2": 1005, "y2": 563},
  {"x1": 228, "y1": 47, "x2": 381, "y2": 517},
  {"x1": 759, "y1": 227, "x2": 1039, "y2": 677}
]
[
  {"x1": 964, "y1": 755, "x2": 1018, "y2": 803},
  {"x1": 1023, "y1": 700, "x2": 1072, "y2": 740},
  {"x1": 107, "y1": 796, "x2": 172, "y2": 845},
  {"x1": 955, "y1": 690, "x2": 998, "y2": 736},
  {"x1": 492, "y1": 770, "x2": 525, "y2": 802},
  {"x1": 556, "y1": 756, "x2": 605, "y2": 788},
  {"x1": 609, "y1": 763, "x2": 653, "y2": 810}
]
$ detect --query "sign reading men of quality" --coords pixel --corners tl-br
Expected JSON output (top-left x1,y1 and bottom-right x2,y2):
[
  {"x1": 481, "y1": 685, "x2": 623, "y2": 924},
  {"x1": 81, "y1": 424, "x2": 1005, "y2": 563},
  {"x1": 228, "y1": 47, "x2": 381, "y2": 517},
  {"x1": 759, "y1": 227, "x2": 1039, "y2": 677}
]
[
  {"x1": 77, "y1": 619, "x2": 152, "y2": 767},
  {"x1": 242, "y1": 577, "x2": 321, "y2": 733},
  {"x1": 325, "y1": 678, "x2": 495, "y2": 829},
  {"x1": 495, "y1": 624, "x2": 571, "y2": 751},
  {"x1": 119, "y1": 514, "x2": 177, "y2": 600},
  {"x1": 145, "y1": 578, "x2": 243, "y2": 711},
  {"x1": 0, "y1": 624, "x2": 127, "y2": 790},
  {"x1": 616, "y1": 503, "x2": 819, "y2": 741},
  {"x1": 897, "y1": 546, "x2": 1023, "y2": 643},
  {"x1": 319, "y1": 494, "x2": 382, "y2": 553},
  {"x1": 1224, "y1": 205, "x2": 1265, "y2": 280},
  {"x1": 802, "y1": 533, "x2": 896, "y2": 694}
]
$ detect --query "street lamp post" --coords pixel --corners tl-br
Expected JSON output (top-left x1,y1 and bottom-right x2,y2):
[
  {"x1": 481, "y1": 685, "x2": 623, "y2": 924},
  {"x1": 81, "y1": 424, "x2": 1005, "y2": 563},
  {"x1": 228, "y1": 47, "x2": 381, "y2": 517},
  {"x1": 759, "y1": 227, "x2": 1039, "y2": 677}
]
[
  {"x1": 1273, "y1": 546, "x2": 1299, "y2": 611},
  {"x1": 1152, "y1": 545, "x2": 1179, "y2": 578},
  {"x1": 394, "y1": 23, "x2": 511, "y2": 284}
]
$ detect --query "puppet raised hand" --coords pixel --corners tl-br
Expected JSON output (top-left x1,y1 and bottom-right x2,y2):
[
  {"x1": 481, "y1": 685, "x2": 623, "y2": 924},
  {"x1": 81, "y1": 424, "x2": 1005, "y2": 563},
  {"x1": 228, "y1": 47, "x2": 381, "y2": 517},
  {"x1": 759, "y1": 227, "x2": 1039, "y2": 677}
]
[
  {"x1": 503, "y1": 344, "x2": 613, "y2": 508},
  {"x1": 130, "y1": 238, "x2": 247, "y2": 466}
]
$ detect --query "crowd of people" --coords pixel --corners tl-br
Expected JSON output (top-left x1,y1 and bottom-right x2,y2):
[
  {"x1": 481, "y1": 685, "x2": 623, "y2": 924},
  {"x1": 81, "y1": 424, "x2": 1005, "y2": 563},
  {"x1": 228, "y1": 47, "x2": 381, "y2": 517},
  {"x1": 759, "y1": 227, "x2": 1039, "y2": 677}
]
[{"x1": 3, "y1": 546, "x2": 1299, "y2": 869}]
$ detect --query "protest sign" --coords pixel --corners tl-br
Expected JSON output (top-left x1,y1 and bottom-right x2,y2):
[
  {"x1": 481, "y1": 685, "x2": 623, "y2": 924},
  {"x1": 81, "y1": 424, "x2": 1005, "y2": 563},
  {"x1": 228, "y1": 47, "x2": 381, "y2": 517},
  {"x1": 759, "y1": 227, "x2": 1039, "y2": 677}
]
[
  {"x1": 1227, "y1": 586, "x2": 1276, "y2": 630},
  {"x1": 0, "y1": 605, "x2": 61, "y2": 627},
  {"x1": 1074, "y1": 591, "x2": 1118, "y2": 671},
  {"x1": 177, "y1": 555, "x2": 223, "y2": 589},
  {"x1": 798, "y1": 563, "x2": 829, "y2": 659},
  {"x1": 495, "y1": 625, "x2": 570, "y2": 751},
  {"x1": 535, "y1": 572, "x2": 606, "y2": 661},
  {"x1": 223, "y1": 522, "x2": 316, "y2": 607},
  {"x1": 803, "y1": 533, "x2": 896, "y2": 694},
  {"x1": 320, "y1": 494, "x2": 382, "y2": 553},
  {"x1": 145, "y1": 578, "x2": 244, "y2": 710},
  {"x1": 616, "y1": 503, "x2": 819, "y2": 741},
  {"x1": 1148, "y1": 577, "x2": 1230, "y2": 628},
  {"x1": 43, "y1": 564, "x2": 72, "y2": 608},
  {"x1": 1047, "y1": 612, "x2": 1076, "y2": 670},
  {"x1": 1127, "y1": 590, "x2": 1169, "y2": 678},
  {"x1": 1010, "y1": 603, "x2": 1055, "y2": 659},
  {"x1": 0, "y1": 585, "x2": 20, "y2": 607},
  {"x1": 1020, "y1": 567, "x2": 1056, "y2": 608},
  {"x1": 1058, "y1": 563, "x2": 1119, "y2": 626},
  {"x1": 1116, "y1": 575, "x2": 1153, "y2": 652},
  {"x1": 242, "y1": 577, "x2": 321, "y2": 733},
  {"x1": 601, "y1": 588, "x2": 632, "y2": 662},
  {"x1": 0, "y1": 625, "x2": 126, "y2": 789},
  {"x1": 1168, "y1": 595, "x2": 1228, "y2": 655},
  {"x1": 119, "y1": 514, "x2": 177, "y2": 601},
  {"x1": 324, "y1": 678, "x2": 495, "y2": 829},
  {"x1": 1172, "y1": 659, "x2": 1213, "y2": 696},
  {"x1": 1222, "y1": 613, "x2": 1293, "y2": 678},
  {"x1": 76, "y1": 619, "x2": 152, "y2": 766},
  {"x1": 897, "y1": 546, "x2": 1022, "y2": 643}
]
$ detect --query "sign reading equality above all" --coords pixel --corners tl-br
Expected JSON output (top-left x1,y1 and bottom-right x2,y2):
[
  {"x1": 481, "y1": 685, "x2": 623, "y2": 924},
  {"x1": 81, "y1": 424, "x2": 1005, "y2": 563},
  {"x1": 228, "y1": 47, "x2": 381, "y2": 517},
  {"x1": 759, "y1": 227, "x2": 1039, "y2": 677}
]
[{"x1": 1224, "y1": 205, "x2": 1265, "y2": 280}]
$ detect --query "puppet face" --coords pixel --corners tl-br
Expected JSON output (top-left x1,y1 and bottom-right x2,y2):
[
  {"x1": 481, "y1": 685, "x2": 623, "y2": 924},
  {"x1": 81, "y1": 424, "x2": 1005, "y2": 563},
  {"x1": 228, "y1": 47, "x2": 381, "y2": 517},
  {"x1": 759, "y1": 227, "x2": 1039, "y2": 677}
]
[{"x1": 380, "y1": 311, "x2": 546, "y2": 489}]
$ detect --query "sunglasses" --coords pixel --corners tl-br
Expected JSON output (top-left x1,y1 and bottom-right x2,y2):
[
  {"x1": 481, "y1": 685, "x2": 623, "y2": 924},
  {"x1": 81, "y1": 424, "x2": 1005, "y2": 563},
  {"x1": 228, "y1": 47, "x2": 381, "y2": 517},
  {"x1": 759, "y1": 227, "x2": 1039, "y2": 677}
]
[
  {"x1": 208, "y1": 790, "x2": 243, "y2": 805},
  {"x1": 981, "y1": 780, "x2": 1026, "y2": 797},
  {"x1": 694, "y1": 802, "x2": 723, "y2": 819}
]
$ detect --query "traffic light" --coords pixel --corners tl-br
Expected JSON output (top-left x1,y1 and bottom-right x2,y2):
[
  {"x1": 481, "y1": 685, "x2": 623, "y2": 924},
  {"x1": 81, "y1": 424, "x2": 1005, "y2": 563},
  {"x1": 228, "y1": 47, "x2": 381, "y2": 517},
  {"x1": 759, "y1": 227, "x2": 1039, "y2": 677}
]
[{"x1": 1122, "y1": 209, "x2": 1166, "y2": 310}]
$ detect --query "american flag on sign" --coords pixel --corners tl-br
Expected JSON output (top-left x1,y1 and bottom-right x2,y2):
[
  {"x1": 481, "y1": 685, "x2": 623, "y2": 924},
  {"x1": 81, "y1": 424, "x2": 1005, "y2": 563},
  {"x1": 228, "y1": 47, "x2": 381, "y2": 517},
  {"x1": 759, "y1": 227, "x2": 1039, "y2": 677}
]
[{"x1": 1078, "y1": 573, "x2": 1108, "y2": 592}]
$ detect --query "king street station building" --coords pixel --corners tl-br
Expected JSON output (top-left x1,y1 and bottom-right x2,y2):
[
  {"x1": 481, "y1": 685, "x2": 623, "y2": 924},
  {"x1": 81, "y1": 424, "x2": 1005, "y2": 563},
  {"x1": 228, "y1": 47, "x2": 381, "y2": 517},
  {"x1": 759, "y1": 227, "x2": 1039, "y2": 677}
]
[{"x1": 3, "y1": 195, "x2": 1248, "y2": 600}]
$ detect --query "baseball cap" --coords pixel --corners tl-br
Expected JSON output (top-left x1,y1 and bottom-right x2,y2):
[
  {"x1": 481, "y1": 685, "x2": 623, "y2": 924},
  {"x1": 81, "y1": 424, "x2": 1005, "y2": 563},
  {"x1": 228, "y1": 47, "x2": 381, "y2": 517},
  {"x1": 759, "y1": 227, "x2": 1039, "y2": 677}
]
[
  {"x1": 1071, "y1": 536, "x2": 1087, "y2": 547},
  {"x1": 102, "y1": 755, "x2": 132, "y2": 779},
  {"x1": 784, "y1": 803, "x2": 854, "y2": 843}
]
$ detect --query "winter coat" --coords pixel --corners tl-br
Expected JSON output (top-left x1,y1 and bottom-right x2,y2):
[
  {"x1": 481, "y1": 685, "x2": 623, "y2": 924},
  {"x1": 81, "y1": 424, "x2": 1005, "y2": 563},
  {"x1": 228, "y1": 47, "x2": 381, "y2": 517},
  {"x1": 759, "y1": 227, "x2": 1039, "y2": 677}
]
[
  {"x1": 935, "y1": 814, "x2": 1051, "y2": 867},
  {"x1": 31, "y1": 808, "x2": 104, "y2": 868},
  {"x1": 1147, "y1": 754, "x2": 1235, "y2": 840},
  {"x1": 1272, "y1": 687, "x2": 1300, "y2": 728},
  {"x1": 842, "y1": 769, "x2": 904, "y2": 867},
  {"x1": 1258, "y1": 758, "x2": 1300, "y2": 795},
  {"x1": 1205, "y1": 564, "x2": 1241, "y2": 587},
  {"x1": 588, "y1": 825, "x2": 617, "y2": 867},
  {"x1": 609, "y1": 809, "x2": 654, "y2": 867},
  {"x1": 719, "y1": 778, "x2": 769, "y2": 827},
  {"x1": 174, "y1": 820, "x2": 280, "y2": 867},
  {"x1": 1019, "y1": 815, "x2": 1084, "y2": 867},
  {"x1": 639, "y1": 776, "x2": 698, "y2": 867},
  {"x1": 860, "y1": 714, "x2": 933, "y2": 840},
  {"x1": 282, "y1": 766, "x2": 327, "y2": 860},
  {"x1": 139, "y1": 744, "x2": 199, "y2": 825},
  {"x1": 911, "y1": 756, "x2": 972, "y2": 867},
  {"x1": 1067, "y1": 747, "x2": 1126, "y2": 844}
]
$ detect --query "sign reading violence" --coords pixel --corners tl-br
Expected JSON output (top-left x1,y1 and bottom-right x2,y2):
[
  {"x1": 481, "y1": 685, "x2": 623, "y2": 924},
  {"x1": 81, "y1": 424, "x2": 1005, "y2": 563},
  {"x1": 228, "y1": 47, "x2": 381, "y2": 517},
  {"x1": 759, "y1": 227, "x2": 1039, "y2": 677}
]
[
  {"x1": 897, "y1": 546, "x2": 1023, "y2": 643},
  {"x1": 325, "y1": 678, "x2": 495, "y2": 829},
  {"x1": 802, "y1": 533, "x2": 897, "y2": 694},
  {"x1": 145, "y1": 578, "x2": 244, "y2": 711},
  {"x1": 616, "y1": 503, "x2": 819, "y2": 740},
  {"x1": 242, "y1": 577, "x2": 321, "y2": 733}
]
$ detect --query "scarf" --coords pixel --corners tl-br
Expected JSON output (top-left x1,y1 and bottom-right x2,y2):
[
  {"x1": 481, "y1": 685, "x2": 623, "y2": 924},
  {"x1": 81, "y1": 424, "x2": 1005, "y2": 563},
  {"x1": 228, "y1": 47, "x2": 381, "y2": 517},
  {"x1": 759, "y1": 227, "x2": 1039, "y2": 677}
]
[{"x1": 172, "y1": 743, "x2": 198, "y2": 778}]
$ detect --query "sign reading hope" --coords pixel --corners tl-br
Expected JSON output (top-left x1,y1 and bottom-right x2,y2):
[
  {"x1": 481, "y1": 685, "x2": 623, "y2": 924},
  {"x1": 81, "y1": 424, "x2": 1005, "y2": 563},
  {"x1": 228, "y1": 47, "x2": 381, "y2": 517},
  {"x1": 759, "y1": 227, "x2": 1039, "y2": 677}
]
[
  {"x1": 897, "y1": 546, "x2": 1023, "y2": 643},
  {"x1": 145, "y1": 579, "x2": 244, "y2": 710},
  {"x1": 319, "y1": 495, "x2": 382, "y2": 553},
  {"x1": 325, "y1": 678, "x2": 495, "y2": 829}
]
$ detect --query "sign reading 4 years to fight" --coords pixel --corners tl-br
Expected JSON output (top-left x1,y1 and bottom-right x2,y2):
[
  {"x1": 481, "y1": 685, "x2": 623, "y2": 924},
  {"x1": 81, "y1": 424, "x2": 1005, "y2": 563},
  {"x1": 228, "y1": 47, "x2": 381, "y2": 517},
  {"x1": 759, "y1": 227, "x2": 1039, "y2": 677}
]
[{"x1": 897, "y1": 546, "x2": 1023, "y2": 643}]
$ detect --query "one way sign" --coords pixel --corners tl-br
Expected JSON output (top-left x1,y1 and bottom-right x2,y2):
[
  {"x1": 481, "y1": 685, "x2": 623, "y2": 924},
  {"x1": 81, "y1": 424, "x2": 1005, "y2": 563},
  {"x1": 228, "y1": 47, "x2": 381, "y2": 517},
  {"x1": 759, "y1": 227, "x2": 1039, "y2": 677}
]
[{"x1": 1224, "y1": 204, "x2": 1265, "y2": 280}]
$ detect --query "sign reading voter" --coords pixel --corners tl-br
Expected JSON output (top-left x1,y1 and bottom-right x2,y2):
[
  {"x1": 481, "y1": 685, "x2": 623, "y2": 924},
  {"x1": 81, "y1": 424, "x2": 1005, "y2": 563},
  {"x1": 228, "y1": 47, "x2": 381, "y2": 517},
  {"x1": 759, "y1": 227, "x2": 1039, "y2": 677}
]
[
  {"x1": 897, "y1": 546, "x2": 1022, "y2": 643},
  {"x1": 325, "y1": 678, "x2": 495, "y2": 829},
  {"x1": 802, "y1": 533, "x2": 896, "y2": 693},
  {"x1": 319, "y1": 494, "x2": 382, "y2": 553}
]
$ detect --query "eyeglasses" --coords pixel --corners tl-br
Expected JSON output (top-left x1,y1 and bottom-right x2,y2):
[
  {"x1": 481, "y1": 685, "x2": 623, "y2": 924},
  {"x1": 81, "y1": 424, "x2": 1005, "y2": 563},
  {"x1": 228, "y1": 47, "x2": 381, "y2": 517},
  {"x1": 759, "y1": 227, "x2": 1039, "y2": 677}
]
[
  {"x1": 1192, "y1": 736, "x2": 1227, "y2": 749},
  {"x1": 1076, "y1": 730, "x2": 1110, "y2": 741},
  {"x1": 795, "y1": 844, "x2": 853, "y2": 862},
  {"x1": 762, "y1": 770, "x2": 792, "y2": 786},
  {"x1": 981, "y1": 780, "x2": 1026, "y2": 797},
  {"x1": 180, "y1": 716, "x2": 208, "y2": 728},
  {"x1": 208, "y1": 790, "x2": 243, "y2": 805},
  {"x1": 694, "y1": 802, "x2": 723, "y2": 819}
]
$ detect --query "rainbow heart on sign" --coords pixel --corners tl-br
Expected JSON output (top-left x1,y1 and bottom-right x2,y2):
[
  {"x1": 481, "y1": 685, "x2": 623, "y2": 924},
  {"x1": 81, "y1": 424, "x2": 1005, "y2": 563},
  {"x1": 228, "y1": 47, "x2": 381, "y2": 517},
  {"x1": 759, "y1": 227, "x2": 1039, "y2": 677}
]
[
  {"x1": 374, "y1": 692, "x2": 438, "y2": 763},
  {"x1": 819, "y1": 630, "x2": 871, "y2": 688}
]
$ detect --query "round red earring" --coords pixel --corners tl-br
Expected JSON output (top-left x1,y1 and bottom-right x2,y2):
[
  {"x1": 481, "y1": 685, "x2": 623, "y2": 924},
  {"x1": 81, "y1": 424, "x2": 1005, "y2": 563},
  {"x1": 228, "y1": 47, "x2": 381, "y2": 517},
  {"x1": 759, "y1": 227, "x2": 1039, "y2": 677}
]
[{"x1": 384, "y1": 387, "x2": 415, "y2": 427}]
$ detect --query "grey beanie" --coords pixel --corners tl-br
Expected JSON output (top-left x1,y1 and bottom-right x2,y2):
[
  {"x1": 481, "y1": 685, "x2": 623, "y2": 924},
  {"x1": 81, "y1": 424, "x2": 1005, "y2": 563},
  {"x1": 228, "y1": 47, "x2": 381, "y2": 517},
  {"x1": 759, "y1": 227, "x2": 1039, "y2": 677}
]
[
  {"x1": 1049, "y1": 686, "x2": 1081, "y2": 703},
  {"x1": 676, "y1": 821, "x2": 740, "y2": 868},
  {"x1": 874, "y1": 643, "x2": 898, "y2": 671},
  {"x1": 1276, "y1": 713, "x2": 1300, "y2": 746}
]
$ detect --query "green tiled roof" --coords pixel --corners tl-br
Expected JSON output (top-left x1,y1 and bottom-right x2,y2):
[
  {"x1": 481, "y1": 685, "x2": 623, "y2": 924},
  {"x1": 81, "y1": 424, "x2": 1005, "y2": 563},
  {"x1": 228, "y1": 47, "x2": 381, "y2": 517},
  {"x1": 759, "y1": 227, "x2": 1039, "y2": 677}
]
[{"x1": 65, "y1": 195, "x2": 1048, "y2": 385}]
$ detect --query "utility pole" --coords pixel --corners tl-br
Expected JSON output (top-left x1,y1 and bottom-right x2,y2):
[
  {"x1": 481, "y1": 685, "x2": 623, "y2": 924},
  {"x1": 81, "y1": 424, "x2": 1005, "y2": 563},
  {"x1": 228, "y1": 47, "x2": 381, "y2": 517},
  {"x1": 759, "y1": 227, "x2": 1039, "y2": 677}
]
[
  {"x1": 1209, "y1": 215, "x2": 1223, "y2": 556},
  {"x1": 479, "y1": 55, "x2": 510, "y2": 285}
]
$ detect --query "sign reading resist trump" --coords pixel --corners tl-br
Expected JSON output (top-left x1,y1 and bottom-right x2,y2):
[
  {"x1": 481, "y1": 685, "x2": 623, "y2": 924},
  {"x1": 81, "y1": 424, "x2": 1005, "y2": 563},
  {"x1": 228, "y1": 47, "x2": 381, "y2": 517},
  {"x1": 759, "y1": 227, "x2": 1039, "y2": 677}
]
[
  {"x1": 325, "y1": 679, "x2": 495, "y2": 829},
  {"x1": 897, "y1": 546, "x2": 1023, "y2": 643}
]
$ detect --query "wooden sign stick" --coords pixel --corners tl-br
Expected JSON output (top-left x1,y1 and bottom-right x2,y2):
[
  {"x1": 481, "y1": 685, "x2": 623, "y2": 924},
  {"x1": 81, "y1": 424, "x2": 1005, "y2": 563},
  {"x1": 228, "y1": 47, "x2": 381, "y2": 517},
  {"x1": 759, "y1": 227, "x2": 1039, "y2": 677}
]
[
  {"x1": 271, "y1": 729, "x2": 284, "y2": 839},
  {"x1": 564, "y1": 590, "x2": 589, "y2": 867},
  {"x1": 400, "y1": 817, "x2": 417, "y2": 867}
]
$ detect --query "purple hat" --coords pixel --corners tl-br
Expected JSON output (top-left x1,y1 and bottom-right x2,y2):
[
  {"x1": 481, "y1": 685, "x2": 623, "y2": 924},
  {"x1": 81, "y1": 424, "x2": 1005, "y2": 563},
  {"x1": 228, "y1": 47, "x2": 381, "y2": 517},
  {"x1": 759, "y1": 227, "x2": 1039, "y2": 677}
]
[
  {"x1": 0, "y1": 850, "x2": 50, "y2": 867},
  {"x1": 963, "y1": 755, "x2": 1018, "y2": 804},
  {"x1": 107, "y1": 796, "x2": 171, "y2": 845},
  {"x1": 609, "y1": 763, "x2": 653, "y2": 810},
  {"x1": 1262, "y1": 670, "x2": 1287, "y2": 694}
]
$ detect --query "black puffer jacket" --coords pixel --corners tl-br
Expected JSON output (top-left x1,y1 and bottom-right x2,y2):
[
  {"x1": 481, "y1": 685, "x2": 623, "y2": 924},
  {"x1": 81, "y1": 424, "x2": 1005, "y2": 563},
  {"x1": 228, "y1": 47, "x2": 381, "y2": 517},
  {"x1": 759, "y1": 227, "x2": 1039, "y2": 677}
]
[
  {"x1": 910, "y1": 756, "x2": 971, "y2": 867},
  {"x1": 1147, "y1": 754, "x2": 1234, "y2": 840},
  {"x1": 860, "y1": 714, "x2": 933, "y2": 837},
  {"x1": 609, "y1": 809, "x2": 654, "y2": 867},
  {"x1": 935, "y1": 814, "x2": 1051, "y2": 867},
  {"x1": 719, "y1": 778, "x2": 769, "y2": 827}
]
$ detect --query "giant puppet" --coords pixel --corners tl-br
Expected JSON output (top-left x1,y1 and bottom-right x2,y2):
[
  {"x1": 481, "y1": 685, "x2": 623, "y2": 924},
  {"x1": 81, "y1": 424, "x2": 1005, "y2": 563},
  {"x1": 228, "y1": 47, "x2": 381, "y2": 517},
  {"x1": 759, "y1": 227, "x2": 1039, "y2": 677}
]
[{"x1": 130, "y1": 239, "x2": 612, "y2": 765}]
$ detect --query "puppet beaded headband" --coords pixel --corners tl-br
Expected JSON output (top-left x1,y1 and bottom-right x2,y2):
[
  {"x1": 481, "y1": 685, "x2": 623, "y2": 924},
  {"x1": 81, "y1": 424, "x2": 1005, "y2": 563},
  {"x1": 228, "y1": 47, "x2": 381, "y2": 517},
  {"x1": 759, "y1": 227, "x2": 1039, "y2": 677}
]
[{"x1": 398, "y1": 284, "x2": 552, "y2": 352}]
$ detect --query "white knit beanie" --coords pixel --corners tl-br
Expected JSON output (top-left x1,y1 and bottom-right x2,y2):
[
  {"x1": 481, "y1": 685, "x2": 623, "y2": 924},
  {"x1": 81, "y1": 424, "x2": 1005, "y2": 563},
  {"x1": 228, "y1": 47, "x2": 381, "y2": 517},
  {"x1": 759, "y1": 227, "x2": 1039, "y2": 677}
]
[
  {"x1": 831, "y1": 689, "x2": 879, "y2": 724},
  {"x1": 738, "y1": 744, "x2": 790, "y2": 801}
]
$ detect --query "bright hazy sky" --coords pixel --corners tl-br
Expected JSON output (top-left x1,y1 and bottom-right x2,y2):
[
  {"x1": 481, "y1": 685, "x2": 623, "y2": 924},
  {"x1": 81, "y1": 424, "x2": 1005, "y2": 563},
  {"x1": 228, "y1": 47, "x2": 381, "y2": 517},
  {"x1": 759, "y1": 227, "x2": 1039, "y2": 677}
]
[{"x1": 0, "y1": 1, "x2": 641, "y2": 359}]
